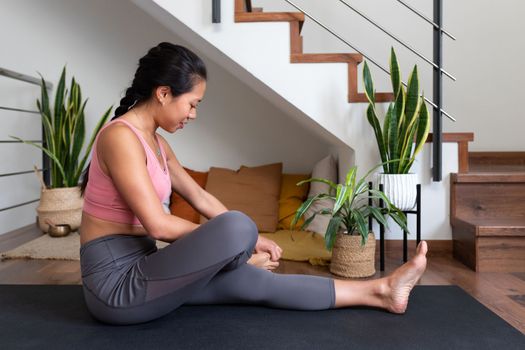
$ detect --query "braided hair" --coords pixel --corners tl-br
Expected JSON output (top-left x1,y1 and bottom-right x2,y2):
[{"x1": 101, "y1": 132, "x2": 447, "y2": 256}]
[{"x1": 80, "y1": 43, "x2": 207, "y2": 196}]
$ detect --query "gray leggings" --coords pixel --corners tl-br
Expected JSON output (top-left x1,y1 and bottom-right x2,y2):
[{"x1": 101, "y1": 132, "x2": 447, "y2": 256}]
[{"x1": 80, "y1": 210, "x2": 336, "y2": 325}]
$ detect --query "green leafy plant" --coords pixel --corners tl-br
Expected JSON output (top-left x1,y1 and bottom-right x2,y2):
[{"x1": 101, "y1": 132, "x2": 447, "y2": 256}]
[
  {"x1": 291, "y1": 162, "x2": 409, "y2": 251},
  {"x1": 364, "y1": 47, "x2": 431, "y2": 174},
  {"x1": 10, "y1": 66, "x2": 112, "y2": 188}
]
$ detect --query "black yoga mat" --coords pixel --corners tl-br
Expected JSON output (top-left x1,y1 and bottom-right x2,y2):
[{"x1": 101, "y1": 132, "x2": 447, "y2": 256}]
[{"x1": 0, "y1": 285, "x2": 522, "y2": 349}]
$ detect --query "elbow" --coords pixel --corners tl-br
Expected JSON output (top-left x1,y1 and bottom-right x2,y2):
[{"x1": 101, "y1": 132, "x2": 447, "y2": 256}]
[{"x1": 145, "y1": 216, "x2": 168, "y2": 241}]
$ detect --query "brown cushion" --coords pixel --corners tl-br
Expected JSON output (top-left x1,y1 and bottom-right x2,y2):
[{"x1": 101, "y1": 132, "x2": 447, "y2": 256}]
[
  {"x1": 169, "y1": 167, "x2": 208, "y2": 224},
  {"x1": 277, "y1": 173, "x2": 310, "y2": 230},
  {"x1": 200, "y1": 163, "x2": 283, "y2": 232}
]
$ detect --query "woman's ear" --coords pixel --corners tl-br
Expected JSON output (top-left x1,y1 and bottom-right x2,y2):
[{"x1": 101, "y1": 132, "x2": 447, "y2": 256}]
[{"x1": 155, "y1": 86, "x2": 171, "y2": 105}]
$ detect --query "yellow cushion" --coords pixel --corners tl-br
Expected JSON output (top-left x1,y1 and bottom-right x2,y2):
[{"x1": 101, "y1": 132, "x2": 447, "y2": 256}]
[
  {"x1": 260, "y1": 230, "x2": 331, "y2": 266},
  {"x1": 277, "y1": 173, "x2": 310, "y2": 230}
]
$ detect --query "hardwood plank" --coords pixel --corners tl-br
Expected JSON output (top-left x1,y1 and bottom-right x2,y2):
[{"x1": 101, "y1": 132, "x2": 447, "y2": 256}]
[
  {"x1": 451, "y1": 218, "x2": 478, "y2": 271},
  {"x1": 291, "y1": 53, "x2": 363, "y2": 63},
  {"x1": 458, "y1": 141, "x2": 469, "y2": 173},
  {"x1": 235, "y1": 12, "x2": 304, "y2": 23},
  {"x1": 289, "y1": 21, "x2": 302, "y2": 55},
  {"x1": 425, "y1": 133, "x2": 474, "y2": 143},
  {"x1": 454, "y1": 183, "x2": 525, "y2": 219},
  {"x1": 454, "y1": 173, "x2": 525, "y2": 183},
  {"x1": 478, "y1": 237, "x2": 525, "y2": 272},
  {"x1": 470, "y1": 152, "x2": 525, "y2": 166},
  {"x1": 0, "y1": 223, "x2": 42, "y2": 253}
]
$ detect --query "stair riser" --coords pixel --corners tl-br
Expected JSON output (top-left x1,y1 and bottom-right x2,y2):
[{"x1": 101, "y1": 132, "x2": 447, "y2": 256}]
[
  {"x1": 453, "y1": 183, "x2": 525, "y2": 219},
  {"x1": 452, "y1": 225, "x2": 525, "y2": 272},
  {"x1": 477, "y1": 237, "x2": 525, "y2": 272}
]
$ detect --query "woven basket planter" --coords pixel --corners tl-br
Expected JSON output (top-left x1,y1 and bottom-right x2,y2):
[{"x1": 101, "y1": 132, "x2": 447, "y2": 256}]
[
  {"x1": 36, "y1": 186, "x2": 83, "y2": 233},
  {"x1": 330, "y1": 232, "x2": 376, "y2": 278}
]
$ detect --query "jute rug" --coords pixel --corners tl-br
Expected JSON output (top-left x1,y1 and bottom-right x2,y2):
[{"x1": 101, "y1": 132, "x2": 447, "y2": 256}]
[{"x1": 0, "y1": 234, "x2": 169, "y2": 261}]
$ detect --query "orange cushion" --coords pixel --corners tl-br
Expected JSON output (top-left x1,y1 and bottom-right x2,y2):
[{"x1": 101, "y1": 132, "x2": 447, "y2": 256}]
[
  {"x1": 200, "y1": 163, "x2": 282, "y2": 232},
  {"x1": 169, "y1": 167, "x2": 208, "y2": 224},
  {"x1": 277, "y1": 173, "x2": 310, "y2": 230}
]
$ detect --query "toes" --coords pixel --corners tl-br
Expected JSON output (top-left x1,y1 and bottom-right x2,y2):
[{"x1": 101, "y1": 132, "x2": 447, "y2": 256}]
[{"x1": 416, "y1": 241, "x2": 428, "y2": 256}]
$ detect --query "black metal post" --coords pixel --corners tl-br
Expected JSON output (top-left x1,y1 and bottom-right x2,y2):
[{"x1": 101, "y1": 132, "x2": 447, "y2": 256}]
[
  {"x1": 212, "y1": 0, "x2": 221, "y2": 23},
  {"x1": 379, "y1": 184, "x2": 385, "y2": 271},
  {"x1": 416, "y1": 184, "x2": 421, "y2": 245},
  {"x1": 403, "y1": 215, "x2": 408, "y2": 262},
  {"x1": 433, "y1": 0, "x2": 443, "y2": 181}
]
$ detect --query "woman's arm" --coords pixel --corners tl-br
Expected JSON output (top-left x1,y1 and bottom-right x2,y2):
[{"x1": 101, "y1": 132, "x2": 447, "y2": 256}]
[
  {"x1": 98, "y1": 125, "x2": 198, "y2": 242},
  {"x1": 158, "y1": 135, "x2": 228, "y2": 220}
]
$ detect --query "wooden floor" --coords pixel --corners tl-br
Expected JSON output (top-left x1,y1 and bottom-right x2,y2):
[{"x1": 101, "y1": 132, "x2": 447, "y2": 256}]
[{"x1": 0, "y1": 249, "x2": 524, "y2": 334}]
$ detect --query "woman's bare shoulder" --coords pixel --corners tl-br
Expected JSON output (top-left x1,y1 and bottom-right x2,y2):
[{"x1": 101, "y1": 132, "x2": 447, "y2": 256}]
[{"x1": 96, "y1": 122, "x2": 146, "y2": 163}]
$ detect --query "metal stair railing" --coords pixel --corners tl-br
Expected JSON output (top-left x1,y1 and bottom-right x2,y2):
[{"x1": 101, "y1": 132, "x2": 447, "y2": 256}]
[
  {"x1": 0, "y1": 67, "x2": 52, "y2": 214},
  {"x1": 229, "y1": 0, "x2": 456, "y2": 181}
]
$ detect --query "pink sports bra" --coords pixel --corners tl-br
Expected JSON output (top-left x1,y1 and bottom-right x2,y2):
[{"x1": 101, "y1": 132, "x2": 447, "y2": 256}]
[{"x1": 82, "y1": 118, "x2": 171, "y2": 225}]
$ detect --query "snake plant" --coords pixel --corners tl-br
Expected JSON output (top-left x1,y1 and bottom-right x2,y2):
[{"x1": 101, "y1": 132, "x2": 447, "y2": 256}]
[
  {"x1": 291, "y1": 162, "x2": 408, "y2": 251},
  {"x1": 10, "y1": 66, "x2": 112, "y2": 188},
  {"x1": 364, "y1": 47, "x2": 431, "y2": 174}
]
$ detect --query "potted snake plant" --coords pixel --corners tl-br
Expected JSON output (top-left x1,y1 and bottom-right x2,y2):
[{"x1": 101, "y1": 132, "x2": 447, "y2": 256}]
[
  {"x1": 364, "y1": 47, "x2": 430, "y2": 211},
  {"x1": 10, "y1": 66, "x2": 112, "y2": 233},
  {"x1": 291, "y1": 163, "x2": 408, "y2": 278}
]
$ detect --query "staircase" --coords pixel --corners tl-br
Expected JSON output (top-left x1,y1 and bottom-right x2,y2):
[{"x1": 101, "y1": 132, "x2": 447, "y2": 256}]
[
  {"x1": 450, "y1": 152, "x2": 525, "y2": 272},
  {"x1": 234, "y1": 0, "x2": 394, "y2": 103},
  {"x1": 134, "y1": 0, "x2": 468, "y2": 242}
]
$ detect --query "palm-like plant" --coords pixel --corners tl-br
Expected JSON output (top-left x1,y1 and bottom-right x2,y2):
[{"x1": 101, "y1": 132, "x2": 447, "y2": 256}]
[
  {"x1": 364, "y1": 47, "x2": 431, "y2": 174},
  {"x1": 10, "y1": 66, "x2": 112, "y2": 188},
  {"x1": 291, "y1": 163, "x2": 409, "y2": 251}
]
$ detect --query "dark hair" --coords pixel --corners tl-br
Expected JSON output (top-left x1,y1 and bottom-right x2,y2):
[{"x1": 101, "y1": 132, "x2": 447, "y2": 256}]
[{"x1": 80, "y1": 42, "x2": 207, "y2": 196}]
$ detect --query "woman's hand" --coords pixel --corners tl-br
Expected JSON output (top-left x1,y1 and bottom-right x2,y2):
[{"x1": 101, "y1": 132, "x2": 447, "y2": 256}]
[{"x1": 254, "y1": 235, "x2": 283, "y2": 262}]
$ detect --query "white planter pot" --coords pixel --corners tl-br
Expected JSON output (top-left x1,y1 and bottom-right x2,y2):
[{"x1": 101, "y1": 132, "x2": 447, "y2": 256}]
[{"x1": 378, "y1": 173, "x2": 418, "y2": 211}]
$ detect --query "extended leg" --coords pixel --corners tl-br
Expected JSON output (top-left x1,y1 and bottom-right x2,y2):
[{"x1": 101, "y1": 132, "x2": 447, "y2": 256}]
[{"x1": 187, "y1": 263, "x2": 335, "y2": 310}]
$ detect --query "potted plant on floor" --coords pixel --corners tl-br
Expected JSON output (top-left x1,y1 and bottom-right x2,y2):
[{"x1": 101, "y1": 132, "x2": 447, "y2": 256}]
[
  {"x1": 364, "y1": 47, "x2": 430, "y2": 211},
  {"x1": 11, "y1": 66, "x2": 112, "y2": 233},
  {"x1": 291, "y1": 163, "x2": 408, "y2": 278}
]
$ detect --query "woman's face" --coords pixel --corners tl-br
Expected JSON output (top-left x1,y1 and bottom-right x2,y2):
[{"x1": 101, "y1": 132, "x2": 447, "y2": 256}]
[{"x1": 160, "y1": 80, "x2": 206, "y2": 133}]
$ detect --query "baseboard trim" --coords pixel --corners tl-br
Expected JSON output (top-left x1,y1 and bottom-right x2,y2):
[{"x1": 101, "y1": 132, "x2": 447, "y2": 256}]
[
  {"x1": 376, "y1": 239, "x2": 452, "y2": 257},
  {"x1": 0, "y1": 223, "x2": 43, "y2": 253}
]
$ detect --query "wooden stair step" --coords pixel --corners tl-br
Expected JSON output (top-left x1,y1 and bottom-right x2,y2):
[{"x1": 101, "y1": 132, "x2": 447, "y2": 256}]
[
  {"x1": 469, "y1": 152, "x2": 525, "y2": 173},
  {"x1": 469, "y1": 152, "x2": 525, "y2": 165},
  {"x1": 291, "y1": 53, "x2": 363, "y2": 64},
  {"x1": 235, "y1": 12, "x2": 305, "y2": 24},
  {"x1": 233, "y1": 1, "x2": 394, "y2": 105},
  {"x1": 453, "y1": 172, "x2": 525, "y2": 183},
  {"x1": 452, "y1": 217, "x2": 525, "y2": 272},
  {"x1": 454, "y1": 218, "x2": 525, "y2": 237}
]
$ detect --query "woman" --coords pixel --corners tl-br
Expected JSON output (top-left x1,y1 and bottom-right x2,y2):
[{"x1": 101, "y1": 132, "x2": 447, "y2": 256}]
[{"x1": 79, "y1": 42, "x2": 428, "y2": 325}]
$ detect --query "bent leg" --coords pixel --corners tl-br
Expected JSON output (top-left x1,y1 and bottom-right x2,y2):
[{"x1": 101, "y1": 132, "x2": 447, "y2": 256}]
[
  {"x1": 186, "y1": 264, "x2": 336, "y2": 310},
  {"x1": 82, "y1": 210, "x2": 259, "y2": 324}
]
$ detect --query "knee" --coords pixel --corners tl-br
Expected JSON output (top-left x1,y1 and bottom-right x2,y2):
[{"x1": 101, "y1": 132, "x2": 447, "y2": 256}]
[{"x1": 214, "y1": 210, "x2": 258, "y2": 251}]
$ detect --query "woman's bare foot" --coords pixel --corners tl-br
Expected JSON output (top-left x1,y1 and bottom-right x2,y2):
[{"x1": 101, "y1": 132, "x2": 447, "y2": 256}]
[
  {"x1": 247, "y1": 252, "x2": 280, "y2": 271},
  {"x1": 384, "y1": 241, "x2": 428, "y2": 313}
]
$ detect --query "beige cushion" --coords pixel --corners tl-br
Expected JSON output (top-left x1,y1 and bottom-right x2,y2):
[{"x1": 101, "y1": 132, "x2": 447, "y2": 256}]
[
  {"x1": 200, "y1": 163, "x2": 283, "y2": 232},
  {"x1": 304, "y1": 155, "x2": 337, "y2": 235}
]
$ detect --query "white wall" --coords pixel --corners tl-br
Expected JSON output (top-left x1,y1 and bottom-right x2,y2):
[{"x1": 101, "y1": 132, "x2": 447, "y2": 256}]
[
  {"x1": 0, "y1": 0, "x2": 332, "y2": 235},
  {"x1": 255, "y1": 0, "x2": 525, "y2": 151}
]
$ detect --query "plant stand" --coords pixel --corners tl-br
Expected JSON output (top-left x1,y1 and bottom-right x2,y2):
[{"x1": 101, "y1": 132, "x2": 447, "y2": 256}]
[{"x1": 368, "y1": 182, "x2": 421, "y2": 271}]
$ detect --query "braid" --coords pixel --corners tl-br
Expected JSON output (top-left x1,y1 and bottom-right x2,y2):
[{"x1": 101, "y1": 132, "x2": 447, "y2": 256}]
[{"x1": 111, "y1": 86, "x2": 142, "y2": 120}]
